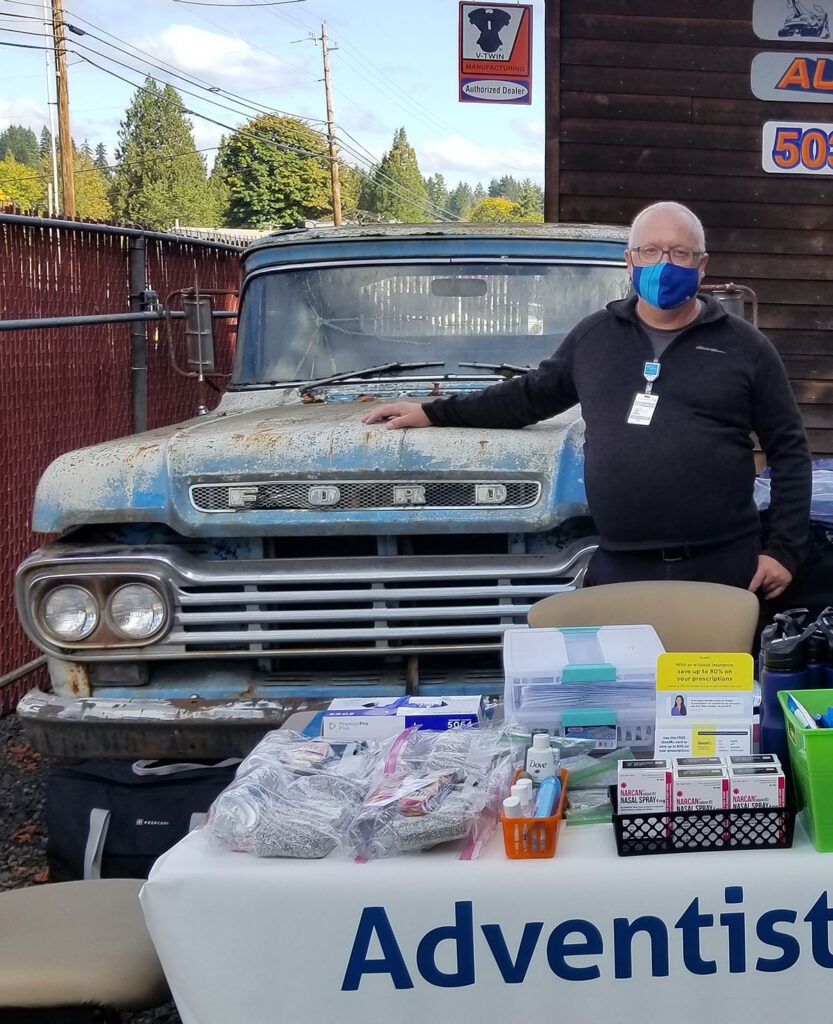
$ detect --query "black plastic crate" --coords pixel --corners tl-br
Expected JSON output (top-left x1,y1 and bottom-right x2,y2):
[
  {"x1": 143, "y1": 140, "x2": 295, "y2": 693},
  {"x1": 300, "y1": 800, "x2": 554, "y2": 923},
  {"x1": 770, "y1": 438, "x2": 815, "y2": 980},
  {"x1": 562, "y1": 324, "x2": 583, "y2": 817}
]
[{"x1": 609, "y1": 786, "x2": 796, "y2": 856}]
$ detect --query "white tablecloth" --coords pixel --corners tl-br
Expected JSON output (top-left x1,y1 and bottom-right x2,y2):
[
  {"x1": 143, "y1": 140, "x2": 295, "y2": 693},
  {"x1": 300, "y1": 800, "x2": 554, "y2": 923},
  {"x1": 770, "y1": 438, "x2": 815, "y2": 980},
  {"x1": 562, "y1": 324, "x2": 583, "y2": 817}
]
[{"x1": 141, "y1": 815, "x2": 832, "y2": 1024}]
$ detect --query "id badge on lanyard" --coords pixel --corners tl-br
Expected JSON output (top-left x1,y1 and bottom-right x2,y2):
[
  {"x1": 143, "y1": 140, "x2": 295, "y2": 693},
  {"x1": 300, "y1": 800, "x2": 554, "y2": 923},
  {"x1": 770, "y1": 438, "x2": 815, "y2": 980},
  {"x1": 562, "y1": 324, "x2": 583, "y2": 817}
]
[{"x1": 627, "y1": 361, "x2": 660, "y2": 426}]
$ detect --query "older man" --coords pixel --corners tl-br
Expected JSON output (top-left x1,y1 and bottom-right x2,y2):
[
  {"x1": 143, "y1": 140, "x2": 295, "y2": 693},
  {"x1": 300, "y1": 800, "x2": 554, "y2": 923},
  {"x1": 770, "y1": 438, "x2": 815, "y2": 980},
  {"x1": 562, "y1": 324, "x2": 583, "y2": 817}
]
[{"x1": 362, "y1": 201, "x2": 811, "y2": 598}]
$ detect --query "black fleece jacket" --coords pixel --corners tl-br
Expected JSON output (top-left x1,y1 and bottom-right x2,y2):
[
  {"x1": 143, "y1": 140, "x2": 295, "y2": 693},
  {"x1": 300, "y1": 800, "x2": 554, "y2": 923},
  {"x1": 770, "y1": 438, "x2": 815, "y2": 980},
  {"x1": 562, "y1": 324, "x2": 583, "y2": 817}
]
[{"x1": 424, "y1": 295, "x2": 811, "y2": 575}]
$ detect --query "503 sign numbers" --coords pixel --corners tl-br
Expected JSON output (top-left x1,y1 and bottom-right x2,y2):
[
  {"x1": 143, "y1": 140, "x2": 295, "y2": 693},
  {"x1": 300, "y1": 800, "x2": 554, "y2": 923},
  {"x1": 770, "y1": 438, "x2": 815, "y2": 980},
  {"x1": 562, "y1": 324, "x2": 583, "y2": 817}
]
[{"x1": 763, "y1": 120, "x2": 833, "y2": 174}]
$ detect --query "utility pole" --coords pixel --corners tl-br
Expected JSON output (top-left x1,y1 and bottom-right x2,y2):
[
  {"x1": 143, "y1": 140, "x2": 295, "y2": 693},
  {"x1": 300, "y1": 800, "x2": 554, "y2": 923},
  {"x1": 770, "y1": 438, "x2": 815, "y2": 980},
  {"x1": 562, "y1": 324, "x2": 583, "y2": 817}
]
[
  {"x1": 51, "y1": 0, "x2": 75, "y2": 218},
  {"x1": 42, "y1": 0, "x2": 60, "y2": 214},
  {"x1": 320, "y1": 22, "x2": 342, "y2": 226}
]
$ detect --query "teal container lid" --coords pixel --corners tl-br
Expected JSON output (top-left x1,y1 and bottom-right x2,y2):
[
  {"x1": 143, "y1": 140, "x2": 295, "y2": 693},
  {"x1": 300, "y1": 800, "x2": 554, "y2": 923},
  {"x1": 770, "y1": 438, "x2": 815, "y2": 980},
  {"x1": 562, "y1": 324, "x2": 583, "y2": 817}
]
[
  {"x1": 561, "y1": 662, "x2": 617, "y2": 683},
  {"x1": 562, "y1": 708, "x2": 616, "y2": 727}
]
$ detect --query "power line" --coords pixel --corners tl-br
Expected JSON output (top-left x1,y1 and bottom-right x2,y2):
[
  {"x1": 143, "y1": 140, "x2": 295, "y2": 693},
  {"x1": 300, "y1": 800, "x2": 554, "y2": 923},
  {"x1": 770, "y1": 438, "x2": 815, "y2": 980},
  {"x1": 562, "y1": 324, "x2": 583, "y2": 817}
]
[
  {"x1": 0, "y1": 145, "x2": 221, "y2": 187},
  {"x1": 0, "y1": 23, "x2": 44, "y2": 33},
  {"x1": 266, "y1": 2, "x2": 539, "y2": 178},
  {"x1": 0, "y1": 18, "x2": 458, "y2": 221},
  {"x1": 75, "y1": 54, "x2": 335, "y2": 163},
  {"x1": 61, "y1": 7, "x2": 326, "y2": 125},
  {"x1": 0, "y1": 10, "x2": 46, "y2": 19},
  {"x1": 42, "y1": 26, "x2": 452, "y2": 221},
  {"x1": 162, "y1": 0, "x2": 317, "y2": 82},
  {"x1": 65, "y1": 34, "x2": 329, "y2": 140},
  {"x1": 56, "y1": 22, "x2": 455, "y2": 220},
  {"x1": 334, "y1": 135, "x2": 459, "y2": 222},
  {"x1": 0, "y1": 37, "x2": 46, "y2": 48},
  {"x1": 172, "y1": 0, "x2": 307, "y2": 6}
]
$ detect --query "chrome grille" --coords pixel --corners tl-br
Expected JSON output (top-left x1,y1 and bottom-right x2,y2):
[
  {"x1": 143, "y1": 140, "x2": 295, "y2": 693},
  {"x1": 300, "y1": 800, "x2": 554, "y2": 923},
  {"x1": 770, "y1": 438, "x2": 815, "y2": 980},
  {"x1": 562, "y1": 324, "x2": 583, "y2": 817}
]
[
  {"x1": 190, "y1": 480, "x2": 541, "y2": 512},
  {"x1": 165, "y1": 549, "x2": 590, "y2": 656},
  {"x1": 18, "y1": 541, "x2": 596, "y2": 662}
]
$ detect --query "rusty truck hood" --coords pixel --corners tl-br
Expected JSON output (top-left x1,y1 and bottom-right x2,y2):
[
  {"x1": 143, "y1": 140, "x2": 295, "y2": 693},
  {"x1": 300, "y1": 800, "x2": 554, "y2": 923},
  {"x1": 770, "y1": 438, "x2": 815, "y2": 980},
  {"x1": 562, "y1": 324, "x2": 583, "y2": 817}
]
[{"x1": 32, "y1": 398, "x2": 588, "y2": 535}]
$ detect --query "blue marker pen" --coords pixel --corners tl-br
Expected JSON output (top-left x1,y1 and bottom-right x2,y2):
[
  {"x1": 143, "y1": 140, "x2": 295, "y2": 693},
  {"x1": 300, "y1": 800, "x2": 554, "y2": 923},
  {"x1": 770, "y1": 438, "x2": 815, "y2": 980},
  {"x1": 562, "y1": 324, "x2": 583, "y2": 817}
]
[{"x1": 533, "y1": 775, "x2": 562, "y2": 817}]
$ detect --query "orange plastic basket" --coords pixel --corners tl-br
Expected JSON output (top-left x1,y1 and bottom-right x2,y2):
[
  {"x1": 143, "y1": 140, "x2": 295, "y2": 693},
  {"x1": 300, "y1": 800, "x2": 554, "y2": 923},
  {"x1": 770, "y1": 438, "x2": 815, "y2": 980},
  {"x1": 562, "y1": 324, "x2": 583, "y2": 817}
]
[{"x1": 501, "y1": 769, "x2": 568, "y2": 859}]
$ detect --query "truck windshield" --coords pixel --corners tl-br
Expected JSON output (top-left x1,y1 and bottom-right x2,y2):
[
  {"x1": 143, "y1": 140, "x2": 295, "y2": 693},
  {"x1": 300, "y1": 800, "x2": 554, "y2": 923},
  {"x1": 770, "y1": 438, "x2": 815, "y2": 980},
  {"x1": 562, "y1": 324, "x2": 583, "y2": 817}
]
[{"x1": 232, "y1": 261, "x2": 631, "y2": 385}]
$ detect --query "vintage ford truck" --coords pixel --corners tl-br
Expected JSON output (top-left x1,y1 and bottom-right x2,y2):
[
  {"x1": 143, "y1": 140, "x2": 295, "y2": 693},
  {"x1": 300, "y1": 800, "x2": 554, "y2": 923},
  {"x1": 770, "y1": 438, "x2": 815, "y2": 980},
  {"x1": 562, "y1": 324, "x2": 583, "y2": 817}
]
[{"x1": 15, "y1": 223, "x2": 635, "y2": 758}]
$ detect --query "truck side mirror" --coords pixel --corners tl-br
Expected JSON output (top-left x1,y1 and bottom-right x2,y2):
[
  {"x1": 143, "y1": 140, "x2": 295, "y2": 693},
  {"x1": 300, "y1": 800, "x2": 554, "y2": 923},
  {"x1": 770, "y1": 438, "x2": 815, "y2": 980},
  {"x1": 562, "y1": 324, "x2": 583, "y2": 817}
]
[{"x1": 183, "y1": 294, "x2": 216, "y2": 373}]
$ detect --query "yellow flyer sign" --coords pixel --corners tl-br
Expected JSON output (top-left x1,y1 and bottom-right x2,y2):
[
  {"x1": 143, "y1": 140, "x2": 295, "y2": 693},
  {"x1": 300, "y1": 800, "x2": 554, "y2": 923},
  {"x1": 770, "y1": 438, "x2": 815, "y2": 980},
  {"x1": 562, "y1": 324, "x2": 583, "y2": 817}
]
[
  {"x1": 655, "y1": 652, "x2": 754, "y2": 758},
  {"x1": 657, "y1": 653, "x2": 754, "y2": 692}
]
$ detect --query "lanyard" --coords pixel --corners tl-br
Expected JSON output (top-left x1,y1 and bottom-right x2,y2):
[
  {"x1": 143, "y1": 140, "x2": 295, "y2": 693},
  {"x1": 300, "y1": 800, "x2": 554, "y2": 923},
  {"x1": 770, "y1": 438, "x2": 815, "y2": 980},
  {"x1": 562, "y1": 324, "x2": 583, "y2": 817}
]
[{"x1": 643, "y1": 361, "x2": 661, "y2": 395}]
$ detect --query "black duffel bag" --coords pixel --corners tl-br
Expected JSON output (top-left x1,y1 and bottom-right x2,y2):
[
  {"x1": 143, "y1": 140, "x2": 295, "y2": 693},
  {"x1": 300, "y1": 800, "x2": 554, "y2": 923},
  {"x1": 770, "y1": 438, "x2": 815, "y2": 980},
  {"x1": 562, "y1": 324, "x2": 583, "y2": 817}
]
[{"x1": 46, "y1": 757, "x2": 239, "y2": 881}]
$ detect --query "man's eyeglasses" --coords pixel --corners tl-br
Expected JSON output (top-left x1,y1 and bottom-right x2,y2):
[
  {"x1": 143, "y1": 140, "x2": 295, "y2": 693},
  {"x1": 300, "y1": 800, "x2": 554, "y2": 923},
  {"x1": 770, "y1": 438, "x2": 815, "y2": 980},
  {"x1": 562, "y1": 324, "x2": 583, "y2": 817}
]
[{"x1": 629, "y1": 245, "x2": 703, "y2": 267}]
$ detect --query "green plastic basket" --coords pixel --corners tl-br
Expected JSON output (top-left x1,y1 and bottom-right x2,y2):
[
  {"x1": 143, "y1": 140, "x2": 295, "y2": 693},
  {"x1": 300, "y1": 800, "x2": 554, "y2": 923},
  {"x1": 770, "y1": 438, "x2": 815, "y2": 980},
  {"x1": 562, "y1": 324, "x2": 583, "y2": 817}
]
[{"x1": 778, "y1": 688, "x2": 833, "y2": 852}]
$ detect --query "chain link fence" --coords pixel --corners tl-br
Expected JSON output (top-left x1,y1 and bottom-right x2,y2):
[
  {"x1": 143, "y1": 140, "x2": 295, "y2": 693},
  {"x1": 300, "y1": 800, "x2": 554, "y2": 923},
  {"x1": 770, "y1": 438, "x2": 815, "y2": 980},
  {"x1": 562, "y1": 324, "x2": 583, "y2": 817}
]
[{"x1": 0, "y1": 213, "x2": 242, "y2": 713}]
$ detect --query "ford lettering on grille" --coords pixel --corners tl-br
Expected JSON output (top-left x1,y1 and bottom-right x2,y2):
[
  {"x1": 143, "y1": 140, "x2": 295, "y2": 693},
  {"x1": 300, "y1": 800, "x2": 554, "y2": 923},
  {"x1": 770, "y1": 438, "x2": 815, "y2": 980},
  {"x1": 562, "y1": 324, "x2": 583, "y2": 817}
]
[{"x1": 190, "y1": 480, "x2": 541, "y2": 512}]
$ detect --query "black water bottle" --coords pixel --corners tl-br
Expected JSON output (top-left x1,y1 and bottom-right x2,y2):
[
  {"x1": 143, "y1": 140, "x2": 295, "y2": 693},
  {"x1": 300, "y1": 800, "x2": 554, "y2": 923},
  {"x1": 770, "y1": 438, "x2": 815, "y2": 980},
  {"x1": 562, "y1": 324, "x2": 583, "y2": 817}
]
[
  {"x1": 816, "y1": 608, "x2": 833, "y2": 690},
  {"x1": 759, "y1": 610, "x2": 810, "y2": 765},
  {"x1": 806, "y1": 628, "x2": 828, "y2": 690}
]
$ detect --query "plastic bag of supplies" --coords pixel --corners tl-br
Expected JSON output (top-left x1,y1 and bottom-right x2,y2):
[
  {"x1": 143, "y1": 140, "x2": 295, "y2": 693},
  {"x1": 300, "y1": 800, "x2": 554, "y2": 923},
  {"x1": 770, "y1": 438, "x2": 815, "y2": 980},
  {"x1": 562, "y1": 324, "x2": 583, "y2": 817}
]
[
  {"x1": 204, "y1": 731, "x2": 383, "y2": 859},
  {"x1": 346, "y1": 726, "x2": 515, "y2": 860}
]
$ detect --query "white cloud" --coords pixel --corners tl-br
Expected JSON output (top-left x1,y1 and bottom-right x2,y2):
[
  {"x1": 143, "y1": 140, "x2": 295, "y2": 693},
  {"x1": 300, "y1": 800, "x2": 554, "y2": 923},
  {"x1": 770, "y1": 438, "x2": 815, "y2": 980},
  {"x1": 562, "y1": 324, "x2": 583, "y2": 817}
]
[
  {"x1": 0, "y1": 98, "x2": 47, "y2": 133},
  {"x1": 517, "y1": 119, "x2": 545, "y2": 141},
  {"x1": 136, "y1": 24, "x2": 308, "y2": 93},
  {"x1": 419, "y1": 134, "x2": 543, "y2": 181}
]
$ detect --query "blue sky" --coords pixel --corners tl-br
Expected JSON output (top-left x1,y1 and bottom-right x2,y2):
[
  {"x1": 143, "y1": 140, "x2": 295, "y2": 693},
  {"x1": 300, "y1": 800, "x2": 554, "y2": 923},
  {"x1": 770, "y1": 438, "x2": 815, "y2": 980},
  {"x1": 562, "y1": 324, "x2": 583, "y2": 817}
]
[{"x1": 0, "y1": 0, "x2": 546, "y2": 188}]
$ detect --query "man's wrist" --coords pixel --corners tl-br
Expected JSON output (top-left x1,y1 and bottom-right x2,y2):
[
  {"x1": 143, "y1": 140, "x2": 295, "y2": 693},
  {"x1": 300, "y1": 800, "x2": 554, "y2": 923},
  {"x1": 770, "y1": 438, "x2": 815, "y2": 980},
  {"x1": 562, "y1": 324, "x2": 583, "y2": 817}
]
[{"x1": 761, "y1": 547, "x2": 797, "y2": 577}]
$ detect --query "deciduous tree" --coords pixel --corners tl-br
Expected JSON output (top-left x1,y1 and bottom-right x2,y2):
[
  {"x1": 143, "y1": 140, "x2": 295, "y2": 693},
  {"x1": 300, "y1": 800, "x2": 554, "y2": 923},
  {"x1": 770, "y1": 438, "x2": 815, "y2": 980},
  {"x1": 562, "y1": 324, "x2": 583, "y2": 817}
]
[
  {"x1": 0, "y1": 155, "x2": 44, "y2": 210},
  {"x1": 467, "y1": 196, "x2": 520, "y2": 222},
  {"x1": 215, "y1": 114, "x2": 331, "y2": 228}
]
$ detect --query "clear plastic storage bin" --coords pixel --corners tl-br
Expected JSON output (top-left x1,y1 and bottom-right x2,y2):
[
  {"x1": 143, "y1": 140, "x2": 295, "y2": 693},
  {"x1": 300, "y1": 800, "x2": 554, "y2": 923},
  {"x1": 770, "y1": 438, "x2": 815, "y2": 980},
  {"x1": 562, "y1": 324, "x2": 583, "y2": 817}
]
[{"x1": 503, "y1": 625, "x2": 665, "y2": 751}]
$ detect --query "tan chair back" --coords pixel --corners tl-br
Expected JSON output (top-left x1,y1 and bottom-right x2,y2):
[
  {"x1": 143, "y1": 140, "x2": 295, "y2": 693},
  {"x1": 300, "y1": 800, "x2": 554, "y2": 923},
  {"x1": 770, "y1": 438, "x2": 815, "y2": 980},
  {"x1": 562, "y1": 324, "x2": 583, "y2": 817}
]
[{"x1": 527, "y1": 580, "x2": 760, "y2": 652}]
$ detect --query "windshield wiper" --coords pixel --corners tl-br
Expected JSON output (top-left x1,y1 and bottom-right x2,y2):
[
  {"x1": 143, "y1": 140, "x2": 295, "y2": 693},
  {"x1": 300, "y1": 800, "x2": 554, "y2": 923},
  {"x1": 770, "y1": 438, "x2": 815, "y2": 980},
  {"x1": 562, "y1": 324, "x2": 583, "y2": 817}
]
[
  {"x1": 299, "y1": 361, "x2": 446, "y2": 392},
  {"x1": 458, "y1": 361, "x2": 533, "y2": 376}
]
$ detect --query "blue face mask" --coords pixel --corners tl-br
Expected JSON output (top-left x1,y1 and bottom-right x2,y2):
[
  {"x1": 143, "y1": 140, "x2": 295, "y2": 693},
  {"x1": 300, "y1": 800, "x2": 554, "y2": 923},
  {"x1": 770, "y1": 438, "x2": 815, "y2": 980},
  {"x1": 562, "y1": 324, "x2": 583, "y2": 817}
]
[{"x1": 631, "y1": 262, "x2": 699, "y2": 310}]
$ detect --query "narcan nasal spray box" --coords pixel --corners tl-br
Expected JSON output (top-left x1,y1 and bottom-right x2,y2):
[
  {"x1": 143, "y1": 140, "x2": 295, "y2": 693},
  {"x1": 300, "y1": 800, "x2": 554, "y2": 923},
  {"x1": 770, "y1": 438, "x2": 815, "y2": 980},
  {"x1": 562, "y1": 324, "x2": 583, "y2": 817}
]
[
  {"x1": 617, "y1": 759, "x2": 672, "y2": 814},
  {"x1": 728, "y1": 763, "x2": 786, "y2": 810},
  {"x1": 727, "y1": 754, "x2": 781, "y2": 768},
  {"x1": 672, "y1": 762, "x2": 729, "y2": 811}
]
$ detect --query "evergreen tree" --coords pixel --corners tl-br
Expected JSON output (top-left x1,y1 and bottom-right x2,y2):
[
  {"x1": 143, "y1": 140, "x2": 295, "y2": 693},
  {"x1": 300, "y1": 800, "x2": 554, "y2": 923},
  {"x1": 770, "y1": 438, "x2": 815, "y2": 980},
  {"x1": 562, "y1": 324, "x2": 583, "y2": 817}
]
[
  {"x1": 0, "y1": 125, "x2": 40, "y2": 168},
  {"x1": 94, "y1": 143, "x2": 110, "y2": 177},
  {"x1": 39, "y1": 126, "x2": 52, "y2": 158},
  {"x1": 363, "y1": 127, "x2": 430, "y2": 222},
  {"x1": 447, "y1": 181, "x2": 474, "y2": 219},
  {"x1": 110, "y1": 78, "x2": 216, "y2": 230},
  {"x1": 80, "y1": 138, "x2": 93, "y2": 160},
  {"x1": 424, "y1": 172, "x2": 450, "y2": 219},
  {"x1": 473, "y1": 181, "x2": 486, "y2": 202},
  {"x1": 216, "y1": 114, "x2": 331, "y2": 228},
  {"x1": 488, "y1": 175, "x2": 521, "y2": 201},
  {"x1": 207, "y1": 145, "x2": 229, "y2": 226},
  {"x1": 516, "y1": 178, "x2": 544, "y2": 221}
]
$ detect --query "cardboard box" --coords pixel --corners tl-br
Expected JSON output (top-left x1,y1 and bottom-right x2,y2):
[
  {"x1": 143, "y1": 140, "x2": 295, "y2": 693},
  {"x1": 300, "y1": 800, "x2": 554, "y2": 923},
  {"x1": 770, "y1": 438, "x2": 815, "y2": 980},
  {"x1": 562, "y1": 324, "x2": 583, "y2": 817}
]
[
  {"x1": 672, "y1": 764, "x2": 729, "y2": 811},
  {"x1": 617, "y1": 758, "x2": 672, "y2": 814},
  {"x1": 727, "y1": 754, "x2": 782, "y2": 768},
  {"x1": 674, "y1": 756, "x2": 725, "y2": 769},
  {"x1": 728, "y1": 763, "x2": 786, "y2": 810},
  {"x1": 321, "y1": 696, "x2": 485, "y2": 741}
]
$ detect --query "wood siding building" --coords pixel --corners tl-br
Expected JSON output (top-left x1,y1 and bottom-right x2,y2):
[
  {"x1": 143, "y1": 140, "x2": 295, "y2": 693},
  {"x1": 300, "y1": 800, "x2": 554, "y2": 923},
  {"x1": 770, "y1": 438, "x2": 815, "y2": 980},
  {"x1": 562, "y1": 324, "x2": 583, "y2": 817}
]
[{"x1": 545, "y1": 0, "x2": 833, "y2": 456}]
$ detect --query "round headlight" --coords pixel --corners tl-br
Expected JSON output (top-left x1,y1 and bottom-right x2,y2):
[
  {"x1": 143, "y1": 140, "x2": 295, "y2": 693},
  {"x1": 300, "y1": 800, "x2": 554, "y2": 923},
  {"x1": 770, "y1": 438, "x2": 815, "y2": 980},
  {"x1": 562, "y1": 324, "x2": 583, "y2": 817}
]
[
  {"x1": 108, "y1": 583, "x2": 166, "y2": 640},
  {"x1": 41, "y1": 586, "x2": 99, "y2": 642}
]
